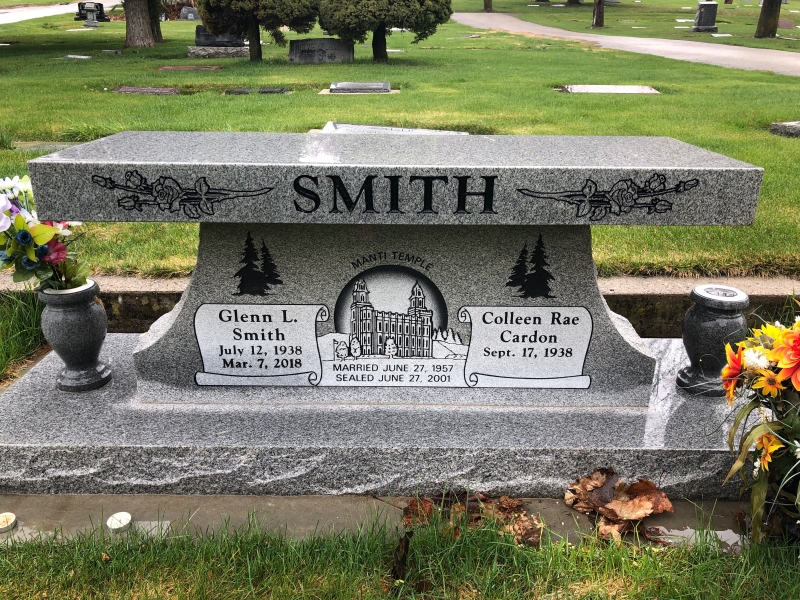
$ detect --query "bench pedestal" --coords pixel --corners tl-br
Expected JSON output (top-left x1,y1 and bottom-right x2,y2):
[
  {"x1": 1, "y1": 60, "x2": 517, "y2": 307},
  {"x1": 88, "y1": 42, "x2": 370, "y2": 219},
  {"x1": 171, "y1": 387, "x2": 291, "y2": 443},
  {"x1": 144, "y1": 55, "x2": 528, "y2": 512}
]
[{"x1": 134, "y1": 224, "x2": 655, "y2": 410}]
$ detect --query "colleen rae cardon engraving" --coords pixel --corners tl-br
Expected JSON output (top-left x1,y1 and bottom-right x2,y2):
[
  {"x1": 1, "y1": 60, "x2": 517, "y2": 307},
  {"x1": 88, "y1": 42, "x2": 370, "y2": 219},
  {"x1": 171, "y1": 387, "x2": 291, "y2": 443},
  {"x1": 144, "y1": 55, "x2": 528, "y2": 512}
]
[{"x1": 458, "y1": 307, "x2": 592, "y2": 388}]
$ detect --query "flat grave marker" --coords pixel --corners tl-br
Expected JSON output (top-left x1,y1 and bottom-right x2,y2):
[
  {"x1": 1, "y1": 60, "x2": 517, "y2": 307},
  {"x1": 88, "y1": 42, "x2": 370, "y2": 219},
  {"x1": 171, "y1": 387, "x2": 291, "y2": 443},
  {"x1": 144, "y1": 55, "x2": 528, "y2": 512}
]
[
  {"x1": 329, "y1": 81, "x2": 391, "y2": 94},
  {"x1": 158, "y1": 65, "x2": 221, "y2": 71},
  {"x1": 560, "y1": 85, "x2": 659, "y2": 94},
  {"x1": 319, "y1": 122, "x2": 468, "y2": 135},
  {"x1": 113, "y1": 86, "x2": 180, "y2": 95}
]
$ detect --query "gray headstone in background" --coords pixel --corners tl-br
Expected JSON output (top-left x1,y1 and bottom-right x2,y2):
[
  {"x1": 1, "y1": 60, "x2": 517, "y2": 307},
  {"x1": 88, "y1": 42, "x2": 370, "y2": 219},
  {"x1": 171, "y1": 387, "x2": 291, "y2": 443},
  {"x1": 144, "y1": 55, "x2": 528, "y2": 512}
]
[
  {"x1": 320, "y1": 122, "x2": 468, "y2": 135},
  {"x1": 770, "y1": 121, "x2": 800, "y2": 137},
  {"x1": 691, "y1": 1, "x2": 718, "y2": 32},
  {"x1": 187, "y1": 46, "x2": 249, "y2": 58},
  {"x1": 288, "y1": 38, "x2": 354, "y2": 63},
  {"x1": 330, "y1": 81, "x2": 390, "y2": 93},
  {"x1": 179, "y1": 6, "x2": 199, "y2": 20},
  {"x1": 778, "y1": 19, "x2": 795, "y2": 28},
  {"x1": 83, "y1": 1, "x2": 99, "y2": 27},
  {"x1": 195, "y1": 25, "x2": 244, "y2": 47}
]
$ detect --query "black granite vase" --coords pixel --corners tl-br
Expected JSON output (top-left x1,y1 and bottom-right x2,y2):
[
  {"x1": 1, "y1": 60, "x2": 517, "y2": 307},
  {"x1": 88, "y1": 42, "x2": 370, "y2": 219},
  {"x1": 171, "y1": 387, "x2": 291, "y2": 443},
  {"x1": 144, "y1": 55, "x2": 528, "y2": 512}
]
[
  {"x1": 676, "y1": 284, "x2": 749, "y2": 397},
  {"x1": 39, "y1": 279, "x2": 112, "y2": 392}
]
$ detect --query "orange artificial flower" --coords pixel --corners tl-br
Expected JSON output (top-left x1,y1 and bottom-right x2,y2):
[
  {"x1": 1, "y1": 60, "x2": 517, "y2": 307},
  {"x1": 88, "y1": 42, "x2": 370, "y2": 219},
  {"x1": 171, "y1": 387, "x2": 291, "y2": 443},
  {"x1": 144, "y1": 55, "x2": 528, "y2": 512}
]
[
  {"x1": 751, "y1": 369, "x2": 787, "y2": 398},
  {"x1": 769, "y1": 328, "x2": 800, "y2": 392},
  {"x1": 722, "y1": 343, "x2": 744, "y2": 405},
  {"x1": 756, "y1": 433, "x2": 784, "y2": 471}
]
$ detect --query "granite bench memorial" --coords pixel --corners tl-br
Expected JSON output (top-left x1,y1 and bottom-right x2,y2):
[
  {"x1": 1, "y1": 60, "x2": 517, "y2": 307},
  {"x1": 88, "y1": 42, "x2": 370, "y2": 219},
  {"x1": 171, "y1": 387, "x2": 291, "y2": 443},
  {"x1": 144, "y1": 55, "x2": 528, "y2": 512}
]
[{"x1": 0, "y1": 133, "x2": 762, "y2": 497}]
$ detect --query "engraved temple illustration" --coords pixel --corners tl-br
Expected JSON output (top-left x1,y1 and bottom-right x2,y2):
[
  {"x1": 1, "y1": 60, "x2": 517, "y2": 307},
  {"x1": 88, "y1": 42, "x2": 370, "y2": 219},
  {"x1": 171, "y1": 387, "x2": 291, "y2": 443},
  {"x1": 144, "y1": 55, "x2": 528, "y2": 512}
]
[{"x1": 350, "y1": 280, "x2": 433, "y2": 358}]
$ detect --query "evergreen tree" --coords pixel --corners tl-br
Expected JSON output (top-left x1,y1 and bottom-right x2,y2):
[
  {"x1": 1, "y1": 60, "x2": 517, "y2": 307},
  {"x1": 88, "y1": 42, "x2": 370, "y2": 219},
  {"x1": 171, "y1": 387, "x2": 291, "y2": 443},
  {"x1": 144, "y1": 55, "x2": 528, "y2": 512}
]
[
  {"x1": 318, "y1": 0, "x2": 452, "y2": 63},
  {"x1": 198, "y1": 0, "x2": 318, "y2": 62},
  {"x1": 520, "y1": 234, "x2": 555, "y2": 299},
  {"x1": 260, "y1": 240, "x2": 283, "y2": 292},
  {"x1": 506, "y1": 243, "x2": 528, "y2": 293},
  {"x1": 385, "y1": 337, "x2": 398, "y2": 359},
  {"x1": 234, "y1": 232, "x2": 267, "y2": 296}
]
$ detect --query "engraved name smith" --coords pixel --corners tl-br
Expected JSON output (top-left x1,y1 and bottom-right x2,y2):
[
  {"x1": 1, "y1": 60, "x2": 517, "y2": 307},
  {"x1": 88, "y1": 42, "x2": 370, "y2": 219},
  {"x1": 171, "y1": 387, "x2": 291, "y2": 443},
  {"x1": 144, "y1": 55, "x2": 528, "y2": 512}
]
[{"x1": 292, "y1": 175, "x2": 498, "y2": 214}]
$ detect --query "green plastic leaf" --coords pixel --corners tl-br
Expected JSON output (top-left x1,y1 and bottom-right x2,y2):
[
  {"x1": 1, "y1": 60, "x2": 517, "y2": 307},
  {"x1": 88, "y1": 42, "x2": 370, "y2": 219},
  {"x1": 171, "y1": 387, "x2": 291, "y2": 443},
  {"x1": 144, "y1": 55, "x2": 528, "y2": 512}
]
[
  {"x1": 751, "y1": 474, "x2": 768, "y2": 542},
  {"x1": 12, "y1": 268, "x2": 35, "y2": 283},
  {"x1": 728, "y1": 399, "x2": 762, "y2": 451},
  {"x1": 34, "y1": 264, "x2": 53, "y2": 280},
  {"x1": 724, "y1": 422, "x2": 785, "y2": 485}
]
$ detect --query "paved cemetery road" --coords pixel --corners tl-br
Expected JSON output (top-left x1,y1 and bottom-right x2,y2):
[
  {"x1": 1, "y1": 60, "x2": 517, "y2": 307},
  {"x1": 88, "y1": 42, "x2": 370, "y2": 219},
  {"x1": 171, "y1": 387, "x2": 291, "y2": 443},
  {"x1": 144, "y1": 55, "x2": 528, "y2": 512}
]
[
  {"x1": 0, "y1": 2, "x2": 79, "y2": 25},
  {"x1": 452, "y1": 12, "x2": 800, "y2": 77}
]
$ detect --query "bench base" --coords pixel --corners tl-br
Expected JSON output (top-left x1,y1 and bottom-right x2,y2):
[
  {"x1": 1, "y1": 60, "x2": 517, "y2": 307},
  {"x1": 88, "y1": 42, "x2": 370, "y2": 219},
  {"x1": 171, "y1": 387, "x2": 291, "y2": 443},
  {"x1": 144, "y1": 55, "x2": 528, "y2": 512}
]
[{"x1": 0, "y1": 334, "x2": 739, "y2": 498}]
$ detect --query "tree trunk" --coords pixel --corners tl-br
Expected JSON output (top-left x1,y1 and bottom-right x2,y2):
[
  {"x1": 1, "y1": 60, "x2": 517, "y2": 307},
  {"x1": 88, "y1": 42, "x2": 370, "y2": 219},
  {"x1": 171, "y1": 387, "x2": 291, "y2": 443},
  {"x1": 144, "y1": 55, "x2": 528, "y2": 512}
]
[
  {"x1": 372, "y1": 24, "x2": 388, "y2": 63},
  {"x1": 592, "y1": 0, "x2": 604, "y2": 27},
  {"x1": 755, "y1": 0, "x2": 781, "y2": 37},
  {"x1": 484, "y1": 0, "x2": 493, "y2": 12},
  {"x1": 124, "y1": 0, "x2": 155, "y2": 48},
  {"x1": 247, "y1": 16, "x2": 262, "y2": 61},
  {"x1": 148, "y1": 0, "x2": 164, "y2": 43}
]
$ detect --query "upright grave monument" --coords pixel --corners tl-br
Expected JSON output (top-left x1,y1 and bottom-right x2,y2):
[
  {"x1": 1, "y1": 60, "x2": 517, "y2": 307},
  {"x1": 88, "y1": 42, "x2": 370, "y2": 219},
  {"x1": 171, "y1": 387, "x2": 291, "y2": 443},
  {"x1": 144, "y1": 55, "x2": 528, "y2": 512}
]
[{"x1": 1, "y1": 133, "x2": 763, "y2": 496}]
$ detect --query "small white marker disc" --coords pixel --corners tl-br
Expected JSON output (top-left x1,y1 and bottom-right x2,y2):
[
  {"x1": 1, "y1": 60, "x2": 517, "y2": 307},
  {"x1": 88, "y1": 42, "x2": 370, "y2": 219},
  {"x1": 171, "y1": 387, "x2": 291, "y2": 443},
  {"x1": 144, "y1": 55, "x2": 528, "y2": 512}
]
[
  {"x1": 0, "y1": 512, "x2": 17, "y2": 533},
  {"x1": 106, "y1": 512, "x2": 132, "y2": 534}
]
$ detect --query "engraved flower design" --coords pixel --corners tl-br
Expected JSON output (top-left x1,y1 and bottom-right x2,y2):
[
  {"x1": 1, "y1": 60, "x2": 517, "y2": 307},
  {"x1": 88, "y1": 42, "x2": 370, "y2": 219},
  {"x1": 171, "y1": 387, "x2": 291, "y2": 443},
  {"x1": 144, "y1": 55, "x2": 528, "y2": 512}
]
[
  {"x1": 125, "y1": 170, "x2": 146, "y2": 188},
  {"x1": 607, "y1": 180, "x2": 639, "y2": 215},
  {"x1": 152, "y1": 176, "x2": 183, "y2": 212}
]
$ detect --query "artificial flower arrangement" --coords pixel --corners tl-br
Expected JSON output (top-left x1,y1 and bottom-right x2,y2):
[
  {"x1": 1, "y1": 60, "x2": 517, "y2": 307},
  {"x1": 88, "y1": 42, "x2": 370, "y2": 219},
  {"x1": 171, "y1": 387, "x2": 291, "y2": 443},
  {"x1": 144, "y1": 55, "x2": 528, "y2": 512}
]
[
  {"x1": 722, "y1": 303, "x2": 800, "y2": 541},
  {"x1": 0, "y1": 175, "x2": 90, "y2": 290}
]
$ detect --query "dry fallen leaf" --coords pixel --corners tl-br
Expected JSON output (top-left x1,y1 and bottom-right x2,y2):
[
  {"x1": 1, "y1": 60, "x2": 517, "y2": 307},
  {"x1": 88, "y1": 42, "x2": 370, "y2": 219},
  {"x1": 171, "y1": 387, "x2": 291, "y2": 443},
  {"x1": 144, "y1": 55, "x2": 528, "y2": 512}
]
[
  {"x1": 565, "y1": 469, "x2": 674, "y2": 540},
  {"x1": 513, "y1": 513, "x2": 544, "y2": 547},
  {"x1": 402, "y1": 498, "x2": 434, "y2": 528}
]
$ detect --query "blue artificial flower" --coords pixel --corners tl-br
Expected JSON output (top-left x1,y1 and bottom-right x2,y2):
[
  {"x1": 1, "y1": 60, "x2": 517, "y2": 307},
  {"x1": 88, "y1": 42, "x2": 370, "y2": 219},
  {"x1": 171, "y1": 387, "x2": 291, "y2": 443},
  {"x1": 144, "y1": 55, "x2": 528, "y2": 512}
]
[
  {"x1": 15, "y1": 229, "x2": 33, "y2": 246},
  {"x1": 35, "y1": 243, "x2": 49, "y2": 258},
  {"x1": 20, "y1": 256, "x2": 38, "y2": 270},
  {"x1": 0, "y1": 250, "x2": 12, "y2": 262}
]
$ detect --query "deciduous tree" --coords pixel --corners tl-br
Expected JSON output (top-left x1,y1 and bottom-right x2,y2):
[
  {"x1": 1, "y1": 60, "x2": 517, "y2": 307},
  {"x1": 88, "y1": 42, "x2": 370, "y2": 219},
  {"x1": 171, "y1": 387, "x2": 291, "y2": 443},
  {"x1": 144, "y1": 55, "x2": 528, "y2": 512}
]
[
  {"x1": 755, "y1": 0, "x2": 782, "y2": 38},
  {"x1": 198, "y1": 0, "x2": 319, "y2": 61},
  {"x1": 125, "y1": 0, "x2": 156, "y2": 47}
]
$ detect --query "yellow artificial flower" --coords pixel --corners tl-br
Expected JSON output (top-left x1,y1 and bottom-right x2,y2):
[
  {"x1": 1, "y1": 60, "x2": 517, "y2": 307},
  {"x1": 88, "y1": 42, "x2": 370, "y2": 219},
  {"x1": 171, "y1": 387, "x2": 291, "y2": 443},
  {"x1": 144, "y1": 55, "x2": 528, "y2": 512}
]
[
  {"x1": 8, "y1": 214, "x2": 58, "y2": 261},
  {"x1": 756, "y1": 433, "x2": 784, "y2": 471},
  {"x1": 752, "y1": 322, "x2": 785, "y2": 350},
  {"x1": 751, "y1": 369, "x2": 787, "y2": 397}
]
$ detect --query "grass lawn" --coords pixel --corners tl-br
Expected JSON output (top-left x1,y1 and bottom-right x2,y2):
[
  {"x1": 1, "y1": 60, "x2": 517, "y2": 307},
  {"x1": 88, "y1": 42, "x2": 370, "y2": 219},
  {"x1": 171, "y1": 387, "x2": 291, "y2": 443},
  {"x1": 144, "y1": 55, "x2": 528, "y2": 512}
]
[
  {"x1": 454, "y1": 0, "x2": 800, "y2": 52},
  {"x1": 0, "y1": 0, "x2": 73, "y2": 5},
  {"x1": 0, "y1": 15, "x2": 798, "y2": 278},
  {"x1": 2, "y1": 516, "x2": 800, "y2": 599}
]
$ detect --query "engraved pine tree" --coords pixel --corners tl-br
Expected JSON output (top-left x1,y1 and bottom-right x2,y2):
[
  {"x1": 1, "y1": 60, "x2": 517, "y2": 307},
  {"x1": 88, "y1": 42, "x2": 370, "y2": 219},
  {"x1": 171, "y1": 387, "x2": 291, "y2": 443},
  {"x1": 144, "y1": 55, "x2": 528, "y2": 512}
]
[
  {"x1": 260, "y1": 241, "x2": 283, "y2": 292},
  {"x1": 520, "y1": 234, "x2": 555, "y2": 299},
  {"x1": 506, "y1": 243, "x2": 528, "y2": 291},
  {"x1": 234, "y1": 232, "x2": 267, "y2": 296}
]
